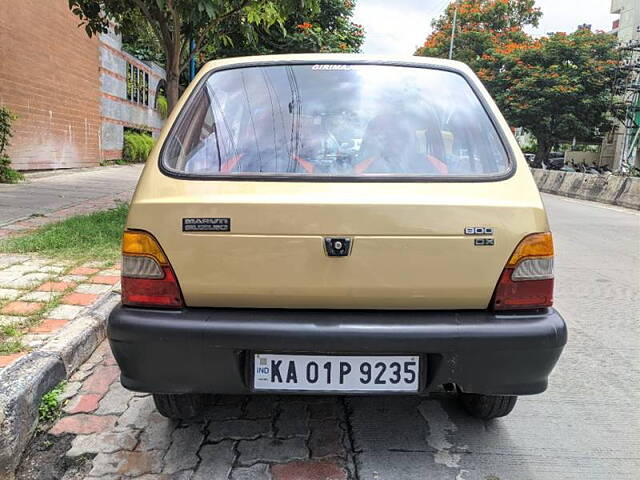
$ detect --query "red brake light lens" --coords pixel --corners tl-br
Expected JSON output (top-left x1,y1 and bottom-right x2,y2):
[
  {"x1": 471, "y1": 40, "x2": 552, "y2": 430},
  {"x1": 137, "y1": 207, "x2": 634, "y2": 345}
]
[
  {"x1": 492, "y1": 269, "x2": 553, "y2": 310},
  {"x1": 122, "y1": 267, "x2": 183, "y2": 308}
]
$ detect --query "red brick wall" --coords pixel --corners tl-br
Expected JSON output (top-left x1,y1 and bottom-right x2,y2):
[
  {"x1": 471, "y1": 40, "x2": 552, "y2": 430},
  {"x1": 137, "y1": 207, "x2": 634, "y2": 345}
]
[{"x1": 0, "y1": 0, "x2": 101, "y2": 170}]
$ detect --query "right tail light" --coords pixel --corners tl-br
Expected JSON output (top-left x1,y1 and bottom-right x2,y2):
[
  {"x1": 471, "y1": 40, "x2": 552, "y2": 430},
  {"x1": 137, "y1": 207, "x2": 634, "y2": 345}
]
[{"x1": 491, "y1": 232, "x2": 554, "y2": 311}]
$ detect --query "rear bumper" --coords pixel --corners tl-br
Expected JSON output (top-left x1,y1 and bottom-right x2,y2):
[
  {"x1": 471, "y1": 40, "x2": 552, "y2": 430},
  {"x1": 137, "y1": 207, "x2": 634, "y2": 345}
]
[{"x1": 107, "y1": 305, "x2": 567, "y2": 396}]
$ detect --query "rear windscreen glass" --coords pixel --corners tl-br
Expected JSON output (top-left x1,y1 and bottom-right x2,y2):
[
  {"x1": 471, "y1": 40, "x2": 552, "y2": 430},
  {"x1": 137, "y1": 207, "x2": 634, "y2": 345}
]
[{"x1": 161, "y1": 64, "x2": 510, "y2": 178}]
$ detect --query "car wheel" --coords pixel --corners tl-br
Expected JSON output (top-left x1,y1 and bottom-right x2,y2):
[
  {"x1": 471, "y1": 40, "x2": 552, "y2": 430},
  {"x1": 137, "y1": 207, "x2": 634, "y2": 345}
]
[
  {"x1": 457, "y1": 391, "x2": 517, "y2": 419},
  {"x1": 153, "y1": 393, "x2": 207, "y2": 420}
]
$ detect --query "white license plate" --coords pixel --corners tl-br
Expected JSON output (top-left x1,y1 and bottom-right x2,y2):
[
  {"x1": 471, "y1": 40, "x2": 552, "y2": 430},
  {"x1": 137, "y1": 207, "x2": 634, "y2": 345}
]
[{"x1": 253, "y1": 354, "x2": 419, "y2": 392}]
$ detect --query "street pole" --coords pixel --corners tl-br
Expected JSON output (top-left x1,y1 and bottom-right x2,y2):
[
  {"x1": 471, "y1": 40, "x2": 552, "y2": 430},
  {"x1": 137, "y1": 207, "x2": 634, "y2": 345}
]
[
  {"x1": 189, "y1": 39, "x2": 196, "y2": 81},
  {"x1": 448, "y1": 0, "x2": 459, "y2": 60}
]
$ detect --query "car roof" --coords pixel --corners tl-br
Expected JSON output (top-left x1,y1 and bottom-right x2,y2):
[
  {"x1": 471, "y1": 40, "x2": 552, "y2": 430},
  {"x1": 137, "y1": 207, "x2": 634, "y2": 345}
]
[{"x1": 200, "y1": 53, "x2": 474, "y2": 76}]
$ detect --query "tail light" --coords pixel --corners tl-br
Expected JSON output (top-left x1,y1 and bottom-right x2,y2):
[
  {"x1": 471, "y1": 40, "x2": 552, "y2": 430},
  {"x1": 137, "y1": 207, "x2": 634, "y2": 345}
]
[
  {"x1": 491, "y1": 232, "x2": 554, "y2": 311},
  {"x1": 121, "y1": 230, "x2": 184, "y2": 308}
]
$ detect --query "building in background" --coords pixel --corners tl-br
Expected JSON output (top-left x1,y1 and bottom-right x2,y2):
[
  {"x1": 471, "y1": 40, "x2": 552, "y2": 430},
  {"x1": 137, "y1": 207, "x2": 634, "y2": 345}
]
[
  {"x1": 0, "y1": 0, "x2": 165, "y2": 171},
  {"x1": 601, "y1": 0, "x2": 640, "y2": 171},
  {"x1": 99, "y1": 30, "x2": 166, "y2": 163}
]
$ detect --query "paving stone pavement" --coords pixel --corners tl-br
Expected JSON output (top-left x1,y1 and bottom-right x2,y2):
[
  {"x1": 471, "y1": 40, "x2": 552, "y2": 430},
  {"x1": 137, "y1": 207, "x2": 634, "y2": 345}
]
[
  {"x1": 39, "y1": 341, "x2": 356, "y2": 480},
  {"x1": 22, "y1": 338, "x2": 549, "y2": 480},
  {"x1": 32, "y1": 338, "x2": 604, "y2": 480},
  {"x1": 0, "y1": 253, "x2": 121, "y2": 369}
]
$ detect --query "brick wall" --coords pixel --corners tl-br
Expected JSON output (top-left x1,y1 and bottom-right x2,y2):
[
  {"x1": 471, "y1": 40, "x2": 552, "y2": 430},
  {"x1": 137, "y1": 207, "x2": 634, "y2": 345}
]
[{"x1": 0, "y1": 0, "x2": 101, "y2": 170}]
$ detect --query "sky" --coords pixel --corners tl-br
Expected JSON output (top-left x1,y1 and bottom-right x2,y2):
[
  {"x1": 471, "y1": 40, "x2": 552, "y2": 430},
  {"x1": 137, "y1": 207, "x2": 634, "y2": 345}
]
[{"x1": 352, "y1": 0, "x2": 618, "y2": 55}]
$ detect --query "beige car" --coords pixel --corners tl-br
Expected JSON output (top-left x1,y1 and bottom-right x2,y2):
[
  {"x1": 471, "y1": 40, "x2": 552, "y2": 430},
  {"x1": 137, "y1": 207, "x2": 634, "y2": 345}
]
[{"x1": 108, "y1": 54, "x2": 567, "y2": 420}]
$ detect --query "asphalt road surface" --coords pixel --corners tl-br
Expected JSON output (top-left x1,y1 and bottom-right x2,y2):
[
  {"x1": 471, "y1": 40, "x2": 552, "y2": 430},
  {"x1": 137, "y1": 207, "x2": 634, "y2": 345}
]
[
  {"x1": 344, "y1": 194, "x2": 640, "y2": 480},
  {"x1": 20, "y1": 193, "x2": 640, "y2": 480}
]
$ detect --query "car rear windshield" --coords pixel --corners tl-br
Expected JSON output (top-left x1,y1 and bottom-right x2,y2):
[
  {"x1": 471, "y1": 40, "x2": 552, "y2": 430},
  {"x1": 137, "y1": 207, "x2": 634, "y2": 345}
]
[{"x1": 161, "y1": 64, "x2": 510, "y2": 179}]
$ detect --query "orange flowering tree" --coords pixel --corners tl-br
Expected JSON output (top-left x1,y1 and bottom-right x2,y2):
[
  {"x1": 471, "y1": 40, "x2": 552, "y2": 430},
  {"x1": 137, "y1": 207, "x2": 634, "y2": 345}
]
[
  {"x1": 491, "y1": 29, "x2": 618, "y2": 164},
  {"x1": 416, "y1": 1, "x2": 618, "y2": 163},
  {"x1": 415, "y1": 0, "x2": 541, "y2": 71}
]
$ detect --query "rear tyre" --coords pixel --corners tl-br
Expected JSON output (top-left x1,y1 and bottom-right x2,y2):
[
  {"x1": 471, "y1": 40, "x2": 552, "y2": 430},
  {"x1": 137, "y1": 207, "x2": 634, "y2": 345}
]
[
  {"x1": 457, "y1": 391, "x2": 517, "y2": 419},
  {"x1": 153, "y1": 393, "x2": 207, "y2": 420}
]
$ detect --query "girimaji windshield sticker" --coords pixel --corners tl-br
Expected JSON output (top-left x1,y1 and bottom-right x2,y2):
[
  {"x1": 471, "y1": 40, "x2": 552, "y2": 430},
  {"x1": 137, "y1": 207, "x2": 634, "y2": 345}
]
[{"x1": 311, "y1": 64, "x2": 355, "y2": 71}]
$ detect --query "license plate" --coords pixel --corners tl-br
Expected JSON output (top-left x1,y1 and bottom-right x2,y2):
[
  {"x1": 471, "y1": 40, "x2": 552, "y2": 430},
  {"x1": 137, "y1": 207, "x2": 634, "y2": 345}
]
[{"x1": 253, "y1": 354, "x2": 419, "y2": 392}]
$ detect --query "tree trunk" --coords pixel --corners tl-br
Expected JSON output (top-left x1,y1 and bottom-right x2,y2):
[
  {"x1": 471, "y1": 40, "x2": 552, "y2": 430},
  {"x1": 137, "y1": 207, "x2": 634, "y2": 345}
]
[
  {"x1": 165, "y1": 48, "x2": 181, "y2": 113},
  {"x1": 534, "y1": 138, "x2": 553, "y2": 168}
]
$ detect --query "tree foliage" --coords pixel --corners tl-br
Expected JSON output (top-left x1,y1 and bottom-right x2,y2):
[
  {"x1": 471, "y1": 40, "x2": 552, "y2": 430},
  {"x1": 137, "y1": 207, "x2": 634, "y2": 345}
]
[
  {"x1": 68, "y1": 0, "x2": 315, "y2": 109},
  {"x1": 488, "y1": 29, "x2": 619, "y2": 162},
  {"x1": 205, "y1": 0, "x2": 364, "y2": 59},
  {"x1": 119, "y1": 9, "x2": 165, "y2": 65},
  {"x1": 415, "y1": 0, "x2": 541, "y2": 69},
  {"x1": 117, "y1": 0, "x2": 364, "y2": 80},
  {"x1": 415, "y1": 1, "x2": 618, "y2": 162}
]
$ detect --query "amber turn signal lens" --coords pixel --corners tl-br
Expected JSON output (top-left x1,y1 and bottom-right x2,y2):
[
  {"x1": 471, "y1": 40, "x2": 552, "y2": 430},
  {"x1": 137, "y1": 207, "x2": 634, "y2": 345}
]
[
  {"x1": 122, "y1": 230, "x2": 168, "y2": 265},
  {"x1": 506, "y1": 232, "x2": 554, "y2": 267}
]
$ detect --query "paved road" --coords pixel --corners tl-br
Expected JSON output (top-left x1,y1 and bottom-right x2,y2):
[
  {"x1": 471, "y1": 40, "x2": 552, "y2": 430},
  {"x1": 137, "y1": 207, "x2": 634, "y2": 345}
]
[
  {"x1": 18, "y1": 194, "x2": 640, "y2": 480},
  {"x1": 0, "y1": 165, "x2": 143, "y2": 226}
]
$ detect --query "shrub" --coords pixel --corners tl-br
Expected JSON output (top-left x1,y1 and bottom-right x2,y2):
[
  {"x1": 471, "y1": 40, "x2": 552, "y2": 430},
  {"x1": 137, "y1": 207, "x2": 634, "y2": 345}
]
[
  {"x1": 123, "y1": 131, "x2": 155, "y2": 163},
  {"x1": 156, "y1": 94, "x2": 169, "y2": 119},
  {"x1": 0, "y1": 106, "x2": 23, "y2": 183}
]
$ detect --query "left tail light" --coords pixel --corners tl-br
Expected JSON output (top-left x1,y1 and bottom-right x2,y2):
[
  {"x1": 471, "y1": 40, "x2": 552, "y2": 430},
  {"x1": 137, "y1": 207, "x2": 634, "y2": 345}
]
[
  {"x1": 491, "y1": 232, "x2": 554, "y2": 311},
  {"x1": 121, "y1": 230, "x2": 184, "y2": 308}
]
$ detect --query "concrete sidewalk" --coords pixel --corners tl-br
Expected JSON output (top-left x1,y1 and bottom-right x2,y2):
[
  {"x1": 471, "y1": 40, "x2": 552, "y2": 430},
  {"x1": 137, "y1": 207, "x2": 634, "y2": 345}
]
[{"x1": 0, "y1": 165, "x2": 143, "y2": 235}]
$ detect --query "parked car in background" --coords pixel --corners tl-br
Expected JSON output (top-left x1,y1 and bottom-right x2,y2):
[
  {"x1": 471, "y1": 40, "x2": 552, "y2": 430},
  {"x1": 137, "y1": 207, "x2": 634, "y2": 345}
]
[
  {"x1": 108, "y1": 54, "x2": 567, "y2": 421},
  {"x1": 546, "y1": 152, "x2": 566, "y2": 170}
]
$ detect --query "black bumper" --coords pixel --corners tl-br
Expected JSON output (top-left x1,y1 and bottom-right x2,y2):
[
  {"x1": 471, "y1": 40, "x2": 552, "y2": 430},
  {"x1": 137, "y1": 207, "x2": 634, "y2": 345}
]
[{"x1": 107, "y1": 305, "x2": 567, "y2": 396}]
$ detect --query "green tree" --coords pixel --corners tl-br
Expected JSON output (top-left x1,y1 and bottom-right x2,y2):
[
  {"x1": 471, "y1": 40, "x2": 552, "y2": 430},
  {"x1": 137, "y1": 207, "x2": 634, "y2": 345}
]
[
  {"x1": 416, "y1": 1, "x2": 618, "y2": 164},
  {"x1": 205, "y1": 0, "x2": 364, "y2": 58},
  {"x1": 415, "y1": 0, "x2": 541, "y2": 69},
  {"x1": 119, "y1": 9, "x2": 165, "y2": 65},
  {"x1": 115, "y1": 0, "x2": 364, "y2": 75},
  {"x1": 490, "y1": 29, "x2": 618, "y2": 164},
  {"x1": 69, "y1": 0, "x2": 314, "y2": 110}
]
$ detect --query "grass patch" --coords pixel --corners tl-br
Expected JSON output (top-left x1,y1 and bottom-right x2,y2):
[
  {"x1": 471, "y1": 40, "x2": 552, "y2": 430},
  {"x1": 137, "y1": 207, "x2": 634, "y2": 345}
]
[
  {"x1": 0, "y1": 203, "x2": 128, "y2": 262},
  {"x1": 0, "y1": 337, "x2": 24, "y2": 354},
  {"x1": 0, "y1": 322, "x2": 25, "y2": 354},
  {"x1": 1, "y1": 323, "x2": 20, "y2": 337},
  {"x1": 38, "y1": 382, "x2": 66, "y2": 424}
]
